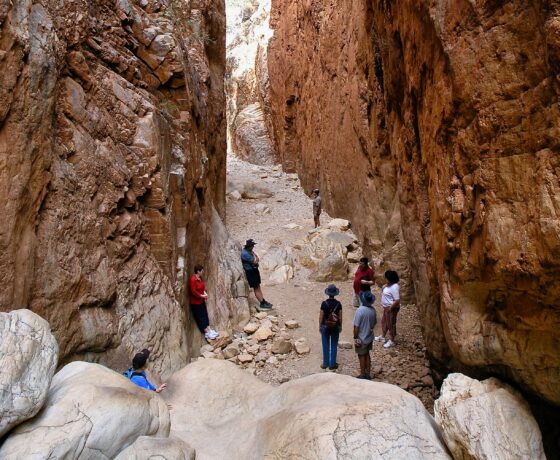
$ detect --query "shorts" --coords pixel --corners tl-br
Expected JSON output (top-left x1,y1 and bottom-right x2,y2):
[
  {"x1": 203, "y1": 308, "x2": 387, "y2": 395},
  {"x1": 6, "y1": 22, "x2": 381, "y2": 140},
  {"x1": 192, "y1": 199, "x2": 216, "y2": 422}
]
[
  {"x1": 244, "y1": 268, "x2": 261, "y2": 289},
  {"x1": 355, "y1": 341, "x2": 373, "y2": 355}
]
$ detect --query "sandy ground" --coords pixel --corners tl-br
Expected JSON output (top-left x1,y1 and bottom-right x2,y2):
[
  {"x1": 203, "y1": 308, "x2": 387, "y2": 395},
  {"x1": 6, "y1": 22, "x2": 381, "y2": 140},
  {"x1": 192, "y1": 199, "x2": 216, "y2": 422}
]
[{"x1": 226, "y1": 156, "x2": 438, "y2": 411}]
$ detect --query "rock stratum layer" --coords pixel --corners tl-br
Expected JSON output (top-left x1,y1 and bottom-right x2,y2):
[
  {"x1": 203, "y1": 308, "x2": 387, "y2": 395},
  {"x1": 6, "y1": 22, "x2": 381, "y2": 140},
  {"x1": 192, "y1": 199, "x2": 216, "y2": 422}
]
[
  {"x1": 0, "y1": 0, "x2": 247, "y2": 376},
  {"x1": 268, "y1": 0, "x2": 560, "y2": 407}
]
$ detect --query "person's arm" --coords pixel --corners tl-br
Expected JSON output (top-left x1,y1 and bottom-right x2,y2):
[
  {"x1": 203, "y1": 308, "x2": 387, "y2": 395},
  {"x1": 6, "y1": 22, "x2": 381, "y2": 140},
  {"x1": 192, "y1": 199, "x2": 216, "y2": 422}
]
[
  {"x1": 253, "y1": 251, "x2": 259, "y2": 265},
  {"x1": 319, "y1": 310, "x2": 324, "y2": 332},
  {"x1": 391, "y1": 284, "x2": 400, "y2": 309},
  {"x1": 338, "y1": 308, "x2": 342, "y2": 328},
  {"x1": 360, "y1": 279, "x2": 374, "y2": 286},
  {"x1": 155, "y1": 383, "x2": 167, "y2": 393},
  {"x1": 241, "y1": 250, "x2": 254, "y2": 265},
  {"x1": 189, "y1": 277, "x2": 205, "y2": 299}
]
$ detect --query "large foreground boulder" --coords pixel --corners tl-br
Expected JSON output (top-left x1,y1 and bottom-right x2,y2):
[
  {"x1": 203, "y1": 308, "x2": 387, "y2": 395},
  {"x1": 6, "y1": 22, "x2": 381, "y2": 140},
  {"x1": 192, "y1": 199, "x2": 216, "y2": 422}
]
[
  {"x1": 434, "y1": 373, "x2": 546, "y2": 460},
  {"x1": 0, "y1": 362, "x2": 169, "y2": 459},
  {"x1": 165, "y1": 360, "x2": 450, "y2": 459},
  {"x1": 0, "y1": 309, "x2": 59, "y2": 437}
]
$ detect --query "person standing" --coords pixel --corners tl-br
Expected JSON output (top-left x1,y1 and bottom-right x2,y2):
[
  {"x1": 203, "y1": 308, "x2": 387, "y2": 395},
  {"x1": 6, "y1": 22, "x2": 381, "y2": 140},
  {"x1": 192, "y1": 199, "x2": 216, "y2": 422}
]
[
  {"x1": 375, "y1": 270, "x2": 400, "y2": 348},
  {"x1": 241, "y1": 239, "x2": 273, "y2": 310},
  {"x1": 319, "y1": 284, "x2": 343, "y2": 370},
  {"x1": 189, "y1": 265, "x2": 219, "y2": 340},
  {"x1": 312, "y1": 189, "x2": 322, "y2": 228},
  {"x1": 352, "y1": 257, "x2": 375, "y2": 307},
  {"x1": 352, "y1": 291, "x2": 377, "y2": 379}
]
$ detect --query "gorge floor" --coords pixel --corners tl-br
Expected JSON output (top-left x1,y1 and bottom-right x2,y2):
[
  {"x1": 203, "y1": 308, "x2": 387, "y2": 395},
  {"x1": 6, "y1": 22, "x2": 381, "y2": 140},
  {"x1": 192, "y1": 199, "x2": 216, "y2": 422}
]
[{"x1": 225, "y1": 156, "x2": 438, "y2": 412}]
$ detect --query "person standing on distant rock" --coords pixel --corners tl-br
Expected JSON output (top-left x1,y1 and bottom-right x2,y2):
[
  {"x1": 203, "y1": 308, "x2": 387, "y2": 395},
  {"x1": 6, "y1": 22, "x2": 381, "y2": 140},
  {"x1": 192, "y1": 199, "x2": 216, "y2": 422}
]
[
  {"x1": 352, "y1": 291, "x2": 377, "y2": 379},
  {"x1": 375, "y1": 270, "x2": 400, "y2": 348},
  {"x1": 189, "y1": 265, "x2": 219, "y2": 341},
  {"x1": 352, "y1": 257, "x2": 375, "y2": 307},
  {"x1": 312, "y1": 188, "x2": 322, "y2": 228},
  {"x1": 319, "y1": 284, "x2": 343, "y2": 370},
  {"x1": 241, "y1": 239, "x2": 273, "y2": 310}
]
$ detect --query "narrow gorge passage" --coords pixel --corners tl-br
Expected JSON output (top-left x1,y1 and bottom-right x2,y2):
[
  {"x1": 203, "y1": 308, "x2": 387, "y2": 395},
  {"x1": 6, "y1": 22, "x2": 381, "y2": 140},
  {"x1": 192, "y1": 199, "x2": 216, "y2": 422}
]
[{"x1": 224, "y1": 156, "x2": 437, "y2": 411}]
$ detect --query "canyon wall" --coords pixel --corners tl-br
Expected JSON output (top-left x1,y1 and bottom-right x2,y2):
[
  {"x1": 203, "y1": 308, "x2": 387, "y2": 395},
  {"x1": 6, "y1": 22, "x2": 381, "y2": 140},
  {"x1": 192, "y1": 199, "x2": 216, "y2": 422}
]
[
  {"x1": 0, "y1": 0, "x2": 247, "y2": 377},
  {"x1": 226, "y1": 0, "x2": 275, "y2": 164},
  {"x1": 268, "y1": 0, "x2": 560, "y2": 408}
]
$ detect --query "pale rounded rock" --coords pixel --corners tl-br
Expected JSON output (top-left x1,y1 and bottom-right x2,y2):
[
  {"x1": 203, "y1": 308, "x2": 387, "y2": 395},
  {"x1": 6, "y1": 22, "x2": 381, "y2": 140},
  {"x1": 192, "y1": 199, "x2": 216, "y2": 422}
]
[
  {"x1": 271, "y1": 339, "x2": 293, "y2": 354},
  {"x1": 243, "y1": 322, "x2": 260, "y2": 334},
  {"x1": 114, "y1": 435, "x2": 195, "y2": 460},
  {"x1": 294, "y1": 338, "x2": 310, "y2": 354},
  {"x1": 0, "y1": 309, "x2": 59, "y2": 437},
  {"x1": 285, "y1": 320, "x2": 299, "y2": 329}
]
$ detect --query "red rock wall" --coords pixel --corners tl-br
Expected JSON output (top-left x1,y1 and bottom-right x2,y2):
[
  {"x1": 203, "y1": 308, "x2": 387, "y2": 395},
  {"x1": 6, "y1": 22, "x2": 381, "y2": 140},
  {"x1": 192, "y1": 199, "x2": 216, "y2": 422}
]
[
  {"x1": 268, "y1": 0, "x2": 560, "y2": 405},
  {"x1": 0, "y1": 0, "x2": 240, "y2": 377}
]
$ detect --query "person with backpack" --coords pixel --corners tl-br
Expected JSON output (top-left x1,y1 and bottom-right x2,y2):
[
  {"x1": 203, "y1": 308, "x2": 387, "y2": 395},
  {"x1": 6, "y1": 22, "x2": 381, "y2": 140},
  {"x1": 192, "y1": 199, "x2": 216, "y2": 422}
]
[
  {"x1": 353, "y1": 291, "x2": 377, "y2": 379},
  {"x1": 319, "y1": 284, "x2": 343, "y2": 370}
]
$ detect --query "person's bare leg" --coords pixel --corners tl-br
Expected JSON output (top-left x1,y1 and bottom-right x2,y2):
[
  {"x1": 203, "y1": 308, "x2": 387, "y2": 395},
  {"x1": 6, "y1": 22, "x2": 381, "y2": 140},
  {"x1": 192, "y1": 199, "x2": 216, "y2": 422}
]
[
  {"x1": 254, "y1": 286, "x2": 264, "y2": 302},
  {"x1": 358, "y1": 354, "x2": 367, "y2": 376}
]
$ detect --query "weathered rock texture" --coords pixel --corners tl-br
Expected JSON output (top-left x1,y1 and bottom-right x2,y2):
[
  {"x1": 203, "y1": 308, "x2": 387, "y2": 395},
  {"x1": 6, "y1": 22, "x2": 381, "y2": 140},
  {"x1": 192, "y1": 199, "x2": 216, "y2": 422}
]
[
  {"x1": 166, "y1": 359, "x2": 451, "y2": 459},
  {"x1": 0, "y1": 0, "x2": 244, "y2": 375},
  {"x1": 434, "y1": 373, "x2": 546, "y2": 460},
  {"x1": 0, "y1": 309, "x2": 58, "y2": 437},
  {"x1": 226, "y1": 0, "x2": 275, "y2": 164},
  {"x1": 114, "y1": 435, "x2": 195, "y2": 460},
  {"x1": 0, "y1": 362, "x2": 170, "y2": 459},
  {"x1": 268, "y1": 0, "x2": 560, "y2": 407}
]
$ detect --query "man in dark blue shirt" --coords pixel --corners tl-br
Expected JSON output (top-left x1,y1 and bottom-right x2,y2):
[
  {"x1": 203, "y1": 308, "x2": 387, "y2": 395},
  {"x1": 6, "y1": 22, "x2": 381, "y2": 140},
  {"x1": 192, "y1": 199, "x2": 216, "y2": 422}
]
[{"x1": 241, "y1": 239, "x2": 273, "y2": 310}]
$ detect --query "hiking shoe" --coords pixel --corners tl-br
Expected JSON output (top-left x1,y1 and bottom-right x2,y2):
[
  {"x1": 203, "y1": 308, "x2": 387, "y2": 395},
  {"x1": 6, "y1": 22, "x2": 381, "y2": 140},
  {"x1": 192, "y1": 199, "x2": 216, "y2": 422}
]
[
  {"x1": 383, "y1": 339, "x2": 395, "y2": 348},
  {"x1": 329, "y1": 363, "x2": 339, "y2": 370},
  {"x1": 320, "y1": 363, "x2": 327, "y2": 369},
  {"x1": 263, "y1": 301, "x2": 273, "y2": 308},
  {"x1": 259, "y1": 303, "x2": 272, "y2": 311},
  {"x1": 374, "y1": 336, "x2": 385, "y2": 342}
]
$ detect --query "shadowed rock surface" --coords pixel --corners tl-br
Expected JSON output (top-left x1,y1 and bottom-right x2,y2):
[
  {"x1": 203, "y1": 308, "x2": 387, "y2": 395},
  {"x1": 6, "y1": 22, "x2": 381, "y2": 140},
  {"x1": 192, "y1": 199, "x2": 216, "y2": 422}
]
[
  {"x1": 267, "y1": 0, "x2": 560, "y2": 409},
  {"x1": 0, "y1": 0, "x2": 245, "y2": 375}
]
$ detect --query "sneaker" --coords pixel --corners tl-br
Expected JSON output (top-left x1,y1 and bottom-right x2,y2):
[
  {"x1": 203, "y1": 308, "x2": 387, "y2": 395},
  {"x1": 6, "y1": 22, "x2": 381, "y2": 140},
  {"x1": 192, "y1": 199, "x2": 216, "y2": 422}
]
[
  {"x1": 374, "y1": 336, "x2": 385, "y2": 342},
  {"x1": 320, "y1": 363, "x2": 327, "y2": 369},
  {"x1": 205, "y1": 330, "x2": 219, "y2": 340},
  {"x1": 264, "y1": 301, "x2": 273, "y2": 308},
  {"x1": 329, "y1": 363, "x2": 339, "y2": 370},
  {"x1": 259, "y1": 302, "x2": 272, "y2": 311},
  {"x1": 383, "y1": 339, "x2": 395, "y2": 348}
]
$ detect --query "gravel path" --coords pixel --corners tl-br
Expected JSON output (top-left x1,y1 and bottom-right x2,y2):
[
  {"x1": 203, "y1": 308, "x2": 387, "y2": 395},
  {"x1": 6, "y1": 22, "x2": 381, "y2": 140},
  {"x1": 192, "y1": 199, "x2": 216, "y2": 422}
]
[{"x1": 226, "y1": 156, "x2": 438, "y2": 412}]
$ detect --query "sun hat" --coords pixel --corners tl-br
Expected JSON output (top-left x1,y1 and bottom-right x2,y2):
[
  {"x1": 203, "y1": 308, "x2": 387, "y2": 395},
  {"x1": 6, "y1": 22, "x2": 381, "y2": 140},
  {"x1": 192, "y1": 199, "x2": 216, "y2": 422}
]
[
  {"x1": 324, "y1": 284, "x2": 340, "y2": 297},
  {"x1": 360, "y1": 291, "x2": 376, "y2": 307}
]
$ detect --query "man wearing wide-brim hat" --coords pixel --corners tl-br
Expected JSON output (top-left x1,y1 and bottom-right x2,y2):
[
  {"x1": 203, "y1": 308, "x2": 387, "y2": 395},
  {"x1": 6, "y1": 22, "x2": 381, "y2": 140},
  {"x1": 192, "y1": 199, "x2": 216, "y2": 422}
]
[{"x1": 241, "y1": 239, "x2": 273, "y2": 310}]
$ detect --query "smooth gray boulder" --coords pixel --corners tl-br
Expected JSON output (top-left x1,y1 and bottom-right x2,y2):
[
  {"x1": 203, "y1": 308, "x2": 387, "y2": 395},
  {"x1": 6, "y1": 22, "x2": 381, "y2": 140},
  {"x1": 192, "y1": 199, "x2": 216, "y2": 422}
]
[
  {"x1": 434, "y1": 373, "x2": 546, "y2": 460},
  {"x1": 0, "y1": 362, "x2": 169, "y2": 459},
  {"x1": 0, "y1": 309, "x2": 58, "y2": 437}
]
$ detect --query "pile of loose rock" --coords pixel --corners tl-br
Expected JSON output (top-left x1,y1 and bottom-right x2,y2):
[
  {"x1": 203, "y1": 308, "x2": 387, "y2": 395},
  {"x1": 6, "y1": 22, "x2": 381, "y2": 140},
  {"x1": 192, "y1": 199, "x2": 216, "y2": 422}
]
[{"x1": 199, "y1": 311, "x2": 310, "y2": 377}]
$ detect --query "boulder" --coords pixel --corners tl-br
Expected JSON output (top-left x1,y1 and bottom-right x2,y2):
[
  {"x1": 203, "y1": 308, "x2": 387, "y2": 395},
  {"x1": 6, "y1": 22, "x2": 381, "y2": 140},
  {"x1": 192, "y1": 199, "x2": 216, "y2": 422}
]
[
  {"x1": 165, "y1": 360, "x2": 450, "y2": 459},
  {"x1": 271, "y1": 339, "x2": 293, "y2": 354},
  {"x1": 254, "y1": 312, "x2": 268, "y2": 320},
  {"x1": 207, "y1": 331, "x2": 232, "y2": 350},
  {"x1": 434, "y1": 373, "x2": 545, "y2": 460},
  {"x1": 253, "y1": 324, "x2": 274, "y2": 342},
  {"x1": 238, "y1": 354, "x2": 254, "y2": 363},
  {"x1": 260, "y1": 246, "x2": 294, "y2": 271},
  {"x1": 244, "y1": 322, "x2": 260, "y2": 334},
  {"x1": 223, "y1": 344, "x2": 240, "y2": 360},
  {"x1": 0, "y1": 309, "x2": 59, "y2": 437},
  {"x1": 0, "y1": 362, "x2": 170, "y2": 459},
  {"x1": 267, "y1": 265, "x2": 294, "y2": 285},
  {"x1": 229, "y1": 190, "x2": 242, "y2": 201},
  {"x1": 294, "y1": 338, "x2": 310, "y2": 354},
  {"x1": 326, "y1": 219, "x2": 351, "y2": 231},
  {"x1": 285, "y1": 320, "x2": 299, "y2": 329},
  {"x1": 298, "y1": 229, "x2": 350, "y2": 281},
  {"x1": 114, "y1": 436, "x2": 195, "y2": 460},
  {"x1": 310, "y1": 252, "x2": 349, "y2": 282}
]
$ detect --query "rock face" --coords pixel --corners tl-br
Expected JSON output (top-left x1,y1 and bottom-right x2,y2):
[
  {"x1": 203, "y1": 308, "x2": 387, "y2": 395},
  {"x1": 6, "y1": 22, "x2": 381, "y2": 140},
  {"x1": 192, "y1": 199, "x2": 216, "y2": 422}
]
[
  {"x1": 166, "y1": 360, "x2": 451, "y2": 459},
  {"x1": 268, "y1": 0, "x2": 560, "y2": 406},
  {"x1": 0, "y1": 309, "x2": 58, "y2": 437},
  {"x1": 0, "y1": 362, "x2": 170, "y2": 459},
  {"x1": 0, "y1": 0, "x2": 240, "y2": 374},
  {"x1": 434, "y1": 373, "x2": 546, "y2": 460},
  {"x1": 226, "y1": 0, "x2": 275, "y2": 164}
]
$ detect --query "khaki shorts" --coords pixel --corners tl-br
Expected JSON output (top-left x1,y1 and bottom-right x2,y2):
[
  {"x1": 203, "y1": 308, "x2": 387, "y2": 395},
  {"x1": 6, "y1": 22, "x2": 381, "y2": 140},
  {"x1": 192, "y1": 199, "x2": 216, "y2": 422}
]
[{"x1": 355, "y1": 341, "x2": 372, "y2": 355}]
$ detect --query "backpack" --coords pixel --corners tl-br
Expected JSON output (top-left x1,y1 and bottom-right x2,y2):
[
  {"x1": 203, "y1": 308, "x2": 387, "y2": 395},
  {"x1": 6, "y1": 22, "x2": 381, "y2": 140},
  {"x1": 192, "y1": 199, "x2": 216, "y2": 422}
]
[{"x1": 324, "y1": 300, "x2": 341, "y2": 334}]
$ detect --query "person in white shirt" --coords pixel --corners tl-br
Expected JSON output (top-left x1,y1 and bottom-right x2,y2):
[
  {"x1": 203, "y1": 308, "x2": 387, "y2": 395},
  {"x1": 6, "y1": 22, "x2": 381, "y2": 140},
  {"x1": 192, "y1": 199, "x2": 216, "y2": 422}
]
[{"x1": 374, "y1": 270, "x2": 400, "y2": 348}]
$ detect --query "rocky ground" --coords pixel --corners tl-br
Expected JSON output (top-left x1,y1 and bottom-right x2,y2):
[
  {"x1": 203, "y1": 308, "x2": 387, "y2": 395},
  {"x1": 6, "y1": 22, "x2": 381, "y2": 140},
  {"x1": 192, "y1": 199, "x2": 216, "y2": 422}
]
[{"x1": 199, "y1": 156, "x2": 438, "y2": 412}]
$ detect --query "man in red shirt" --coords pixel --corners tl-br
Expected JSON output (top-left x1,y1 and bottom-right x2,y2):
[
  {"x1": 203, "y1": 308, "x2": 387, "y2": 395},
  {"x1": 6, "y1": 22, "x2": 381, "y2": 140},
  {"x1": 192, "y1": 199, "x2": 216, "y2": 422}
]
[
  {"x1": 352, "y1": 257, "x2": 375, "y2": 307},
  {"x1": 189, "y1": 265, "x2": 219, "y2": 340}
]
